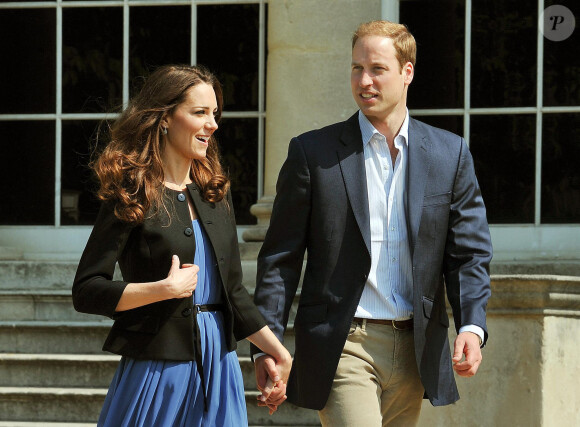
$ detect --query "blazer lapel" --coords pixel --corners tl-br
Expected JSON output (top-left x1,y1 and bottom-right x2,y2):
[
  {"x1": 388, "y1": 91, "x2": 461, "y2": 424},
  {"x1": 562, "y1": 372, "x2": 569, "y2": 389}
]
[
  {"x1": 406, "y1": 118, "x2": 432, "y2": 256},
  {"x1": 337, "y1": 113, "x2": 371, "y2": 255}
]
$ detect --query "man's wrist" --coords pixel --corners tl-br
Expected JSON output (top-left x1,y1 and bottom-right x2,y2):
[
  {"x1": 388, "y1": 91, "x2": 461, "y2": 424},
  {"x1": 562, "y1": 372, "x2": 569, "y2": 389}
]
[{"x1": 459, "y1": 325, "x2": 484, "y2": 347}]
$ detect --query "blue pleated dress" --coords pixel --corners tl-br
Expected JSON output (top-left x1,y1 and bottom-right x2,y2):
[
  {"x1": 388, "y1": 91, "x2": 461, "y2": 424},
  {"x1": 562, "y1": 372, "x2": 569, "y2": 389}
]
[{"x1": 98, "y1": 220, "x2": 248, "y2": 427}]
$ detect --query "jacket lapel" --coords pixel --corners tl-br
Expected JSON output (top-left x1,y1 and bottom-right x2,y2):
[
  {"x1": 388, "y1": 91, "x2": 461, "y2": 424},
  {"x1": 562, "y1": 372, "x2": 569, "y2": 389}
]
[
  {"x1": 406, "y1": 118, "x2": 432, "y2": 257},
  {"x1": 337, "y1": 113, "x2": 371, "y2": 255}
]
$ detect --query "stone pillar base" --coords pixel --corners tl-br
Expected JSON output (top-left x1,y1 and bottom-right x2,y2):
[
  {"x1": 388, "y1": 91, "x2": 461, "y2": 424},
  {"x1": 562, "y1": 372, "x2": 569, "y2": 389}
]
[{"x1": 242, "y1": 196, "x2": 274, "y2": 242}]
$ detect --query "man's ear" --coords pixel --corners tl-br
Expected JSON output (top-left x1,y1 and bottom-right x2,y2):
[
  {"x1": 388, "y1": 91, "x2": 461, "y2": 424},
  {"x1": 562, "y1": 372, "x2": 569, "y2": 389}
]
[{"x1": 403, "y1": 62, "x2": 414, "y2": 85}]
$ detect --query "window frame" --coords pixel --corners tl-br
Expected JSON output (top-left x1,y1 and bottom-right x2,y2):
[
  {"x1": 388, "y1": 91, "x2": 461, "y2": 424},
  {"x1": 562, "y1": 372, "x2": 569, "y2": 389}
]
[
  {"x1": 384, "y1": 0, "x2": 580, "y2": 261},
  {"x1": 0, "y1": 0, "x2": 267, "y2": 257}
]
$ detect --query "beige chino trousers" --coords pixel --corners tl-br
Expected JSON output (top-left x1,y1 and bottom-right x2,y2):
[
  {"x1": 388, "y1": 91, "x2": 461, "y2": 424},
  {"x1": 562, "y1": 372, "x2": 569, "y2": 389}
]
[{"x1": 318, "y1": 319, "x2": 424, "y2": 427}]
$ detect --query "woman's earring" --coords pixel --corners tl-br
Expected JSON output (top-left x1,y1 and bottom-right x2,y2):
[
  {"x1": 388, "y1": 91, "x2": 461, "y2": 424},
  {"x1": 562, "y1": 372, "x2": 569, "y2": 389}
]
[{"x1": 162, "y1": 127, "x2": 168, "y2": 135}]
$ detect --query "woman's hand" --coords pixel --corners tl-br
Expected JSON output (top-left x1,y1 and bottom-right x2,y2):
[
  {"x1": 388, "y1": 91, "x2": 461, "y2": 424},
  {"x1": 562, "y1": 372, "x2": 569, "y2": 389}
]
[{"x1": 163, "y1": 255, "x2": 199, "y2": 299}]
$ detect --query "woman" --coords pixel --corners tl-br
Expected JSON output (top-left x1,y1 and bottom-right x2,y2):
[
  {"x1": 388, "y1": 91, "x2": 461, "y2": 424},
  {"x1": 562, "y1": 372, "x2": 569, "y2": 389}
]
[{"x1": 72, "y1": 64, "x2": 290, "y2": 426}]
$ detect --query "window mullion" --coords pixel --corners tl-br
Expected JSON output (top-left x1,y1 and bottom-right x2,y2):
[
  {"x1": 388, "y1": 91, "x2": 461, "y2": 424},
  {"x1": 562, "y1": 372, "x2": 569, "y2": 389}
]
[
  {"x1": 257, "y1": 0, "x2": 266, "y2": 198},
  {"x1": 123, "y1": 0, "x2": 129, "y2": 105},
  {"x1": 535, "y1": 0, "x2": 544, "y2": 226},
  {"x1": 191, "y1": 1, "x2": 197, "y2": 64},
  {"x1": 55, "y1": 1, "x2": 63, "y2": 227},
  {"x1": 464, "y1": 0, "x2": 472, "y2": 145}
]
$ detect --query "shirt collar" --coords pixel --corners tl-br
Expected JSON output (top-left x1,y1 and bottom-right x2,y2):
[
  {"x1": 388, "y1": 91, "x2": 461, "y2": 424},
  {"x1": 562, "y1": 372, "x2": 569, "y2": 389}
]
[{"x1": 358, "y1": 109, "x2": 410, "y2": 148}]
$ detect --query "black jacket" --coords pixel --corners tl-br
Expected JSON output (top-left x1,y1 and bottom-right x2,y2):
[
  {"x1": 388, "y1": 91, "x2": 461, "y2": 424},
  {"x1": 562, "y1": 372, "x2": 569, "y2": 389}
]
[{"x1": 73, "y1": 184, "x2": 265, "y2": 360}]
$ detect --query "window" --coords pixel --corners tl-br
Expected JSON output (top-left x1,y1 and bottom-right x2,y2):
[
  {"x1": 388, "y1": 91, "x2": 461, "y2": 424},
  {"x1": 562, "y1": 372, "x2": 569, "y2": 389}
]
[
  {"x1": 398, "y1": 0, "x2": 580, "y2": 227},
  {"x1": 0, "y1": 0, "x2": 267, "y2": 232},
  {"x1": 382, "y1": 0, "x2": 580, "y2": 259}
]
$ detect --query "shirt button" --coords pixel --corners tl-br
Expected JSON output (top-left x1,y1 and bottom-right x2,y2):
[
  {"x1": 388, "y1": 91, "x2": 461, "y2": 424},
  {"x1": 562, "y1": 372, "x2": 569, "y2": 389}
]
[
  {"x1": 392, "y1": 257, "x2": 397, "y2": 262},
  {"x1": 184, "y1": 227, "x2": 193, "y2": 236},
  {"x1": 177, "y1": 193, "x2": 186, "y2": 202}
]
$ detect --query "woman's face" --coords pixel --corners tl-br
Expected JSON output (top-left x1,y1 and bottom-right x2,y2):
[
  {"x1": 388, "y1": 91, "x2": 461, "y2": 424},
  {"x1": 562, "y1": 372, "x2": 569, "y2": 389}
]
[{"x1": 162, "y1": 82, "x2": 219, "y2": 161}]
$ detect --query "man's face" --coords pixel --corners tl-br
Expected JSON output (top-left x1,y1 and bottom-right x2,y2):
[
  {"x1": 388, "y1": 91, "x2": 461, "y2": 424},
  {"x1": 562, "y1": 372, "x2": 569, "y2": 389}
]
[{"x1": 351, "y1": 35, "x2": 413, "y2": 126}]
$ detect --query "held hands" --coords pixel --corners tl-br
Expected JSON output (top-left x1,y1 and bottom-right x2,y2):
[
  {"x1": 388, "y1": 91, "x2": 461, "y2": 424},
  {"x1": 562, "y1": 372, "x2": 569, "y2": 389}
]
[
  {"x1": 452, "y1": 331, "x2": 483, "y2": 377},
  {"x1": 164, "y1": 255, "x2": 199, "y2": 299},
  {"x1": 254, "y1": 353, "x2": 292, "y2": 414}
]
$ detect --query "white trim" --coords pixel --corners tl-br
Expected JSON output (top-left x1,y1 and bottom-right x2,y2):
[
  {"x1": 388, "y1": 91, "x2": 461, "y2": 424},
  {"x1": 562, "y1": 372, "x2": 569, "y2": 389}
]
[
  {"x1": 463, "y1": 0, "x2": 471, "y2": 146},
  {"x1": 191, "y1": 1, "x2": 197, "y2": 64},
  {"x1": 257, "y1": 0, "x2": 266, "y2": 198},
  {"x1": 535, "y1": 0, "x2": 544, "y2": 226},
  {"x1": 0, "y1": 0, "x2": 264, "y2": 8},
  {"x1": 55, "y1": 3, "x2": 63, "y2": 227}
]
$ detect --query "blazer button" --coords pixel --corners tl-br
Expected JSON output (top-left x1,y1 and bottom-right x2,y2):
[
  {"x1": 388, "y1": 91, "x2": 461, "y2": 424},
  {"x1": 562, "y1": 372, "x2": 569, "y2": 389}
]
[
  {"x1": 177, "y1": 193, "x2": 186, "y2": 202},
  {"x1": 184, "y1": 227, "x2": 193, "y2": 236},
  {"x1": 182, "y1": 307, "x2": 192, "y2": 317}
]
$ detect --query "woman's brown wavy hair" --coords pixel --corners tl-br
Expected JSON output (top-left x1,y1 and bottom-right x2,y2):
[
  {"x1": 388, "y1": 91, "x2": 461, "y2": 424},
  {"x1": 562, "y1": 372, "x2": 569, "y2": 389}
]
[{"x1": 92, "y1": 64, "x2": 229, "y2": 224}]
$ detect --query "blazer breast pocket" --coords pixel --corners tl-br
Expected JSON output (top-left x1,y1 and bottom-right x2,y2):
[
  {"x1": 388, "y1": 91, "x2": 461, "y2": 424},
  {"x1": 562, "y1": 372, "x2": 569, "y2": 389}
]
[{"x1": 423, "y1": 192, "x2": 452, "y2": 207}]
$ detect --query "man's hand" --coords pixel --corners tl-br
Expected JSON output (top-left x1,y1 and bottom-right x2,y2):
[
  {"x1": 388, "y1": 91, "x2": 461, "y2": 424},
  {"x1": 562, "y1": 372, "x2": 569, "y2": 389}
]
[
  {"x1": 254, "y1": 354, "x2": 289, "y2": 414},
  {"x1": 452, "y1": 331, "x2": 482, "y2": 377}
]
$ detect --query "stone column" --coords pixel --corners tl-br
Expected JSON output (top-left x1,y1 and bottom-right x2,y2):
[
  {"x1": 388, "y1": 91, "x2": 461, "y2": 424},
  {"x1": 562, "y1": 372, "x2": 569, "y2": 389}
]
[
  {"x1": 243, "y1": 0, "x2": 381, "y2": 242},
  {"x1": 418, "y1": 275, "x2": 580, "y2": 427}
]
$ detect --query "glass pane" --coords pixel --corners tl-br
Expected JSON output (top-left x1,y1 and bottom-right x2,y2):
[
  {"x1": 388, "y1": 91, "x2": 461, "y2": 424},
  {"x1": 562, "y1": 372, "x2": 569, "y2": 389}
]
[
  {"x1": 129, "y1": 6, "x2": 191, "y2": 95},
  {"x1": 62, "y1": 7, "x2": 123, "y2": 113},
  {"x1": 411, "y1": 115, "x2": 463, "y2": 137},
  {"x1": 471, "y1": 1, "x2": 537, "y2": 108},
  {"x1": 543, "y1": 0, "x2": 580, "y2": 106},
  {"x1": 197, "y1": 4, "x2": 260, "y2": 111},
  {"x1": 61, "y1": 120, "x2": 102, "y2": 225},
  {"x1": 470, "y1": 115, "x2": 535, "y2": 224},
  {"x1": 400, "y1": 0, "x2": 464, "y2": 109},
  {"x1": 541, "y1": 114, "x2": 580, "y2": 223},
  {"x1": 0, "y1": 9, "x2": 55, "y2": 114},
  {"x1": 0, "y1": 121, "x2": 55, "y2": 225},
  {"x1": 217, "y1": 118, "x2": 258, "y2": 225}
]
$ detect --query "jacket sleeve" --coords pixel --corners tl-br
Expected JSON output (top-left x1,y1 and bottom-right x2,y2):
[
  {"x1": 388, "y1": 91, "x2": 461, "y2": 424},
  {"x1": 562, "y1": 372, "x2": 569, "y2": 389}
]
[
  {"x1": 443, "y1": 138, "x2": 493, "y2": 344},
  {"x1": 252, "y1": 136, "x2": 311, "y2": 351},
  {"x1": 223, "y1": 191, "x2": 267, "y2": 340},
  {"x1": 72, "y1": 202, "x2": 132, "y2": 319}
]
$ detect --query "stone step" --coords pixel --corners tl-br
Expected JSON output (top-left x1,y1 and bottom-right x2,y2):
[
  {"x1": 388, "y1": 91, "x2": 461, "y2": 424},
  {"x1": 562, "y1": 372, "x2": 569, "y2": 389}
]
[
  {"x1": 0, "y1": 288, "x2": 300, "y2": 323},
  {"x1": 0, "y1": 321, "x2": 112, "y2": 354},
  {"x1": 0, "y1": 423, "x2": 95, "y2": 427},
  {"x1": 0, "y1": 353, "x2": 284, "y2": 392},
  {"x1": 0, "y1": 260, "x2": 262, "y2": 292},
  {"x1": 0, "y1": 321, "x2": 295, "y2": 356},
  {"x1": 0, "y1": 291, "x2": 94, "y2": 322},
  {"x1": 0, "y1": 354, "x2": 120, "y2": 388},
  {"x1": 0, "y1": 387, "x2": 320, "y2": 425}
]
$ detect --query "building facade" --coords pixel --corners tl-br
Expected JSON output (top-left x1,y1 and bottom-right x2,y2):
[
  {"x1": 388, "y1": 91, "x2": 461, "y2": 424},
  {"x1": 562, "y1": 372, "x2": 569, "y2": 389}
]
[{"x1": 0, "y1": 0, "x2": 578, "y2": 262}]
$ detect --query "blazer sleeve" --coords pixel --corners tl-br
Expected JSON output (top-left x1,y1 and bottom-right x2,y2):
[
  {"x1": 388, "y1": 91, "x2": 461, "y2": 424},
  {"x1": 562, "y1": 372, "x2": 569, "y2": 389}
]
[
  {"x1": 252, "y1": 136, "x2": 311, "y2": 347},
  {"x1": 223, "y1": 191, "x2": 267, "y2": 341},
  {"x1": 443, "y1": 138, "x2": 493, "y2": 343},
  {"x1": 72, "y1": 202, "x2": 132, "y2": 319}
]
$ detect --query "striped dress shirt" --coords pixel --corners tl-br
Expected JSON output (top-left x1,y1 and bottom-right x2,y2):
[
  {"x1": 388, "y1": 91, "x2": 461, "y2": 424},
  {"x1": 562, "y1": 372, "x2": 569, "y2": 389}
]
[{"x1": 354, "y1": 110, "x2": 413, "y2": 320}]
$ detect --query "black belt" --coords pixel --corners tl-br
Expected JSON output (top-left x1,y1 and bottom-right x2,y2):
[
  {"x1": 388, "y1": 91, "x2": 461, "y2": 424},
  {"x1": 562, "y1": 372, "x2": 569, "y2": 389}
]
[
  {"x1": 353, "y1": 317, "x2": 414, "y2": 330},
  {"x1": 193, "y1": 303, "x2": 224, "y2": 412}
]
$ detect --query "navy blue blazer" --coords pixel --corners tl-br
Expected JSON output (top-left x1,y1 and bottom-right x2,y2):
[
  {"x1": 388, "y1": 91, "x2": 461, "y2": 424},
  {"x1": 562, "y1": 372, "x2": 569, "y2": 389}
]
[{"x1": 252, "y1": 112, "x2": 492, "y2": 409}]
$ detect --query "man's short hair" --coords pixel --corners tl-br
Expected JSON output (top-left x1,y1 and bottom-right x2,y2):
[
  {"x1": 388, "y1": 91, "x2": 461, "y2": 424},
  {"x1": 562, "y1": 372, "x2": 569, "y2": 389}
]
[{"x1": 352, "y1": 20, "x2": 417, "y2": 70}]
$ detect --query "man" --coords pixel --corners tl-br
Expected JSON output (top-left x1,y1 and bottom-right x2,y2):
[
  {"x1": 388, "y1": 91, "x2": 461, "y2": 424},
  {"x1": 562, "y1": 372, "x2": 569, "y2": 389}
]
[{"x1": 252, "y1": 20, "x2": 492, "y2": 426}]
